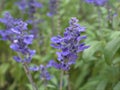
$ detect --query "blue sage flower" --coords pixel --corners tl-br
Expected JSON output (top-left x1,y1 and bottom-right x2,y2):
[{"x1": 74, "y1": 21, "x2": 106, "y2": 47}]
[
  {"x1": 0, "y1": 12, "x2": 35, "y2": 63},
  {"x1": 85, "y1": 0, "x2": 108, "y2": 6},
  {"x1": 50, "y1": 17, "x2": 89, "y2": 71}
]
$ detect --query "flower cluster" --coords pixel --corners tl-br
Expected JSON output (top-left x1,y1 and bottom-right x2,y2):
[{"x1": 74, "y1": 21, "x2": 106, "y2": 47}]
[
  {"x1": 49, "y1": 17, "x2": 89, "y2": 71},
  {"x1": 47, "y1": 0, "x2": 58, "y2": 17},
  {"x1": 16, "y1": 0, "x2": 43, "y2": 39},
  {"x1": 0, "y1": 12, "x2": 35, "y2": 63},
  {"x1": 29, "y1": 64, "x2": 52, "y2": 80},
  {"x1": 85, "y1": 0, "x2": 108, "y2": 6},
  {"x1": 16, "y1": 0, "x2": 42, "y2": 15}
]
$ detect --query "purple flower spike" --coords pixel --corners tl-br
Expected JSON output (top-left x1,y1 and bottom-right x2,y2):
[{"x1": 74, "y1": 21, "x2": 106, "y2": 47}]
[
  {"x1": 51, "y1": 17, "x2": 89, "y2": 71},
  {"x1": 0, "y1": 12, "x2": 36, "y2": 63}
]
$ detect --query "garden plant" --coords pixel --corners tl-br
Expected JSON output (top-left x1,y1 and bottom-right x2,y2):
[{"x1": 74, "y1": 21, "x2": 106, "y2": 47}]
[{"x1": 0, "y1": 0, "x2": 120, "y2": 90}]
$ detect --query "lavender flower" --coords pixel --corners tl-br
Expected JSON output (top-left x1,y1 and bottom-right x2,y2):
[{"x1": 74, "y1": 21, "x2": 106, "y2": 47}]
[
  {"x1": 0, "y1": 12, "x2": 38, "y2": 90},
  {"x1": 50, "y1": 17, "x2": 89, "y2": 71},
  {"x1": 28, "y1": 0, "x2": 43, "y2": 18},
  {"x1": 85, "y1": 0, "x2": 108, "y2": 6},
  {"x1": 15, "y1": 0, "x2": 28, "y2": 12},
  {"x1": 0, "y1": 12, "x2": 35, "y2": 63},
  {"x1": 29, "y1": 64, "x2": 52, "y2": 80},
  {"x1": 47, "y1": 0, "x2": 58, "y2": 17},
  {"x1": 0, "y1": 12, "x2": 18, "y2": 41},
  {"x1": 16, "y1": 0, "x2": 42, "y2": 15},
  {"x1": 16, "y1": 0, "x2": 43, "y2": 39}
]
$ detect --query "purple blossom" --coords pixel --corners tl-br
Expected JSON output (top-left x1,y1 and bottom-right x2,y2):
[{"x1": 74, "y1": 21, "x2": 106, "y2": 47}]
[
  {"x1": 85, "y1": 0, "x2": 94, "y2": 4},
  {"x1": 28, "y1": 0, "x2": 43, "y2": 18},
  {"x1": 13, "y1": 56, "x2": 22, "y2": 63},
  {"x1": 16, "y1": 0, "x2": 43, "y2": 40},
  {"x1": 85, "y1": 0, "x2": 108, "y2": 6},
  {"x1": 47, "y1": 60, "x2": 61, "y2": 69},
  {"x1": 50, "y1": 17, "x2": 89, "y2": 71},
  {"x1": 0, "y1": 12, "x2": 18, "y2": 41},
  {"x1": 16, "y1": 0, "x2": 42, "y2": 14},
  {"x1": 0, "y1": 12, "x2": 35, "y2": 63},
  {"x1": 15, "y1": 0, "x2": 28, "y2": 12},
  {"x1": 29, "y1": 64, "x2": 52, "y2": 80},
  {"x1": 47, "y1": 0, "x2": 58, "y2": 17},
  {"x1": 0, "y1": 12, "x2": 14, "y2": 27},
  {"x1": 23, "y1": 35, "x2": 34, "y2": 44}
]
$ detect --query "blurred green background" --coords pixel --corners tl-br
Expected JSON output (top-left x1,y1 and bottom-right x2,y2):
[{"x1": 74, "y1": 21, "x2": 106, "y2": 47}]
[{"x1": 0, "y1": 0, "x2": 120, "y2": 90}]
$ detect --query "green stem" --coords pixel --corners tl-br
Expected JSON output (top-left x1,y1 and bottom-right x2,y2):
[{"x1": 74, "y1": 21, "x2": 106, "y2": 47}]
[
  {"x1": 56, "y1": 0, "x2": 61, "y2": 35},
  {"x1": 60, "y1": 70, "x2": 64, "y2": 90},
  {"x1": 22, "y1": 63, "x2": 38, "y2": 90},
  {"x1": 44, "y1": 79, "x2": 47, "y2": 90},
  {"x1": 17, "y1": 53, "x2": 38, "y2": 90},
  {"x1": 67, "y1": 71, "x2": 71, "y2": 90}
]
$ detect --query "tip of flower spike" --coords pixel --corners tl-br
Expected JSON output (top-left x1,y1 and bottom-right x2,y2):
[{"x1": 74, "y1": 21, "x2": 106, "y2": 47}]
[{"x1": 69, "y1": 17, "x2": 79, "y2": 25}]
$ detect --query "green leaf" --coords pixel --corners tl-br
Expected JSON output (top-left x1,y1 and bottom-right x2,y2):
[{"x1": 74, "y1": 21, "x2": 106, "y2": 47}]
[
  {"x1": 0, "y1": 63, "x2": 9, "y2": 74},
  {"x1": 51, "y1": 76, "x2": 58, "y2": 86},
  {"x1": 113, "y1": 81, "x2": 120, "y2": 90},
  {"x1": 32, "y1": 55, "x2": 41, "y2": 60},
  {"x1": 104, "y1": 36, "x2": 120, "y2": 65},
  {"x1": 96, "y1": 80, "x2": 108, "y2": 90},
  {"x1": 47, "y1": 84, "x2": 56, "y2": 88},
  {"x1": 110, "y1": 31, "x2": 120, "y2": 40},
  {"x1": 82, "y1": 41, "x2": 103, "y2": 62},
  {"x1": 79, "y1": 80, "x2": 99, "y2": 90}
]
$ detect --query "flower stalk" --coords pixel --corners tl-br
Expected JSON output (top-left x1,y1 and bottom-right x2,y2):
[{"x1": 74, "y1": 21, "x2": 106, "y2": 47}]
[{"x1": 23, "y1": 63, "x2": 38, "y2": 90}]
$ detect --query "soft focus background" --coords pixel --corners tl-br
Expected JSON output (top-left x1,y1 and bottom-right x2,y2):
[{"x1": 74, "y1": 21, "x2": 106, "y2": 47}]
[{"x1": 0, "y1": 0, "x2": 120, "y2": 90}]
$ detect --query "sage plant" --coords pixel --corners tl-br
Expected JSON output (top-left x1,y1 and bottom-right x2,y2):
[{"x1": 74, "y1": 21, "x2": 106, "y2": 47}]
[
  {"x1": 49, "y1": 17, "x2": 89, "y2": 89},
  {"x1": 50, "y1": 17, "x2": 89, "y2": 71},
  {"x1": 0, "y1": 12, "x2": 37, "y2": 90}
]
